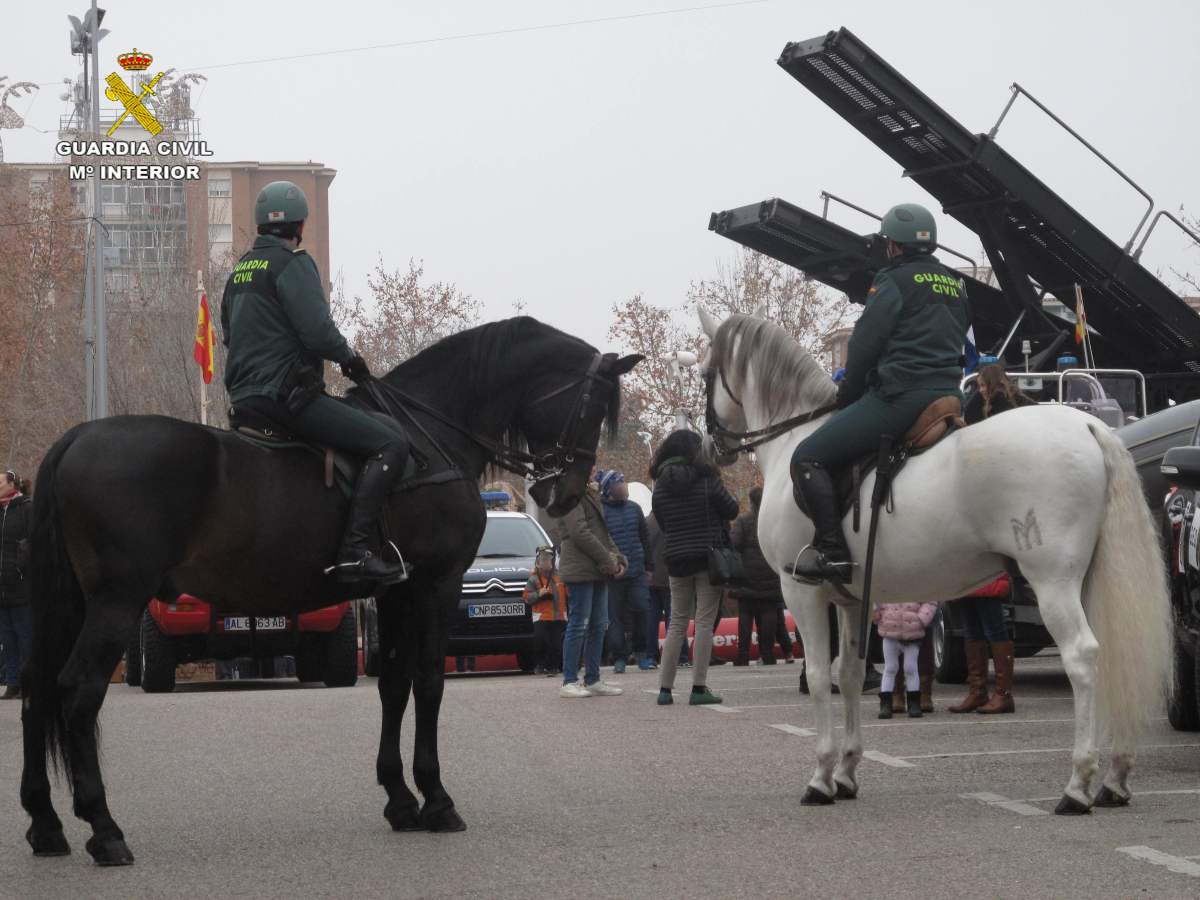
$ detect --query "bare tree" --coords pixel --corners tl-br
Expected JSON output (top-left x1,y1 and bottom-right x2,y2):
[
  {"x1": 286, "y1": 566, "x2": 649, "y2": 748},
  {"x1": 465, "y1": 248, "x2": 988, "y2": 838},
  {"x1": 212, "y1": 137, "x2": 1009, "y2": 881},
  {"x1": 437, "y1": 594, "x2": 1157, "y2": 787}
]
[
  {"x1": 610, "y1": 248, "x2": 852, "y2": 441},
  {"x1": 0, "y1": 169, "x2": 86, "y2": 476},
  {"x1": 331, "y1": 258, "x2": 481, "y2": 377},
  {"x1": 688, "y1": 248, "x2": 853, "y2": 363}
]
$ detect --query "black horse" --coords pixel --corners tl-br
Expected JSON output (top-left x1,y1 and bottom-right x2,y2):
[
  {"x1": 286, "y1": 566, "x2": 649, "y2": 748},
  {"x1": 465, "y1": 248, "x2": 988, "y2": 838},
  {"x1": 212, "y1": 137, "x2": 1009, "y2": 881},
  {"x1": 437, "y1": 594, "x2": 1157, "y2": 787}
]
[{"x1": 20, "y1": 316, "x2": 640, "y2": 866}]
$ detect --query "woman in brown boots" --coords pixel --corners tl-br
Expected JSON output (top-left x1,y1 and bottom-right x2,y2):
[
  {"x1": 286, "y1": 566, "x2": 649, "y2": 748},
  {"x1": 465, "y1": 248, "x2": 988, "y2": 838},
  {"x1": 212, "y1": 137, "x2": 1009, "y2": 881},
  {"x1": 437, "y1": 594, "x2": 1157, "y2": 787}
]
[
  {"x1": 948, "y1": 574, "x2": 1015, "y2": 714},
  {"x1": 946, "y1": 362, "x2": 1033, "y2": 714}
]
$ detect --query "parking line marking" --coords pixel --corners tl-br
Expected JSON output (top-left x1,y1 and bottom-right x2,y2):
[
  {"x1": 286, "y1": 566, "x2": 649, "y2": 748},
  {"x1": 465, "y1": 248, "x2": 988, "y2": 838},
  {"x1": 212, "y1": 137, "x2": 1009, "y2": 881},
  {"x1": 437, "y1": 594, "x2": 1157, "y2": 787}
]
[
  {"x1": 903, "y1": 742, "x2": 1200, "y2": 761},
  {"x1": 702, "y1": 704, "x2": 739, "y2": 713},
  {"x1": 960, "y1": 791, "x2": 1049, "y2": 817},
  {"x1": 1116, "y1": 846, "x2": 1200, "y2": 878},
  {"x1": 863, "y1": 750, "x2": 916, "y2": 768},
  {"x1": 769, "y1": 723, "x2": 816, "y2": 737},
  {"x1": 1021, "y1": 788, "x2": 1200, "y2": 803}
]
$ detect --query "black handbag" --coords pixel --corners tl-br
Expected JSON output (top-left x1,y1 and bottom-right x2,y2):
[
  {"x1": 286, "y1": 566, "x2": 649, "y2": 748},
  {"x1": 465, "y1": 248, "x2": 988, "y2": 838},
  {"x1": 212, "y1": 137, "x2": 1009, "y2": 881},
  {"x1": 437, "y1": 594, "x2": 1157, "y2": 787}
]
[{"x1": 704, "y1": 476, "x2": 746, "y2": 587}]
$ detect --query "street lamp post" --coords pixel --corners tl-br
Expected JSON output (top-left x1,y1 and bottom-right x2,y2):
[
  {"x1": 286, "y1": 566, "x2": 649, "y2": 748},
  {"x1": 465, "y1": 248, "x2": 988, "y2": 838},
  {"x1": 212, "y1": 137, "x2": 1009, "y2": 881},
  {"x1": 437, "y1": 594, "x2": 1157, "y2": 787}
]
[{"x1": 68, "y1": 5, "x2": 109, "y2": 420}]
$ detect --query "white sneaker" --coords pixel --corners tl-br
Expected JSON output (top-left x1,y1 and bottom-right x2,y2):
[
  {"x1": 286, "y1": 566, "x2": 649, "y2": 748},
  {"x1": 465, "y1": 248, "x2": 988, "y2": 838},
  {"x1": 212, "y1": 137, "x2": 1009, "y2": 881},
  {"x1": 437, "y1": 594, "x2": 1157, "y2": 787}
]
[
  {"x1": 559, "y1": 682, "x2": 592, "y2": 699},
  {"x1": 585, "y1": 680, "x2": 623, "y2": 697}
]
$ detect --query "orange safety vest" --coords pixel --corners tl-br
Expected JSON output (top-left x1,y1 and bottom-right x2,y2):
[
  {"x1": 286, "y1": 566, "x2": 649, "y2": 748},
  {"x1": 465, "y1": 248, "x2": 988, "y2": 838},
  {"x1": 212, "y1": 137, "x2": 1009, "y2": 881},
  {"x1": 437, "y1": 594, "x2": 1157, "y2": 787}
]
[{"x1": 523, "y1": 571, "x2": 568, "y2": 622}]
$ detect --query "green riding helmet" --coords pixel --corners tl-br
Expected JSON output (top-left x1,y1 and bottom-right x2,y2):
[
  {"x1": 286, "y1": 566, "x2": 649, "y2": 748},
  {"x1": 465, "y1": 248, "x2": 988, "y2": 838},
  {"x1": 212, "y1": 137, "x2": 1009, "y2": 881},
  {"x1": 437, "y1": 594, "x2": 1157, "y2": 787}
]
[
  {"x1": 254, "y1": 180, "x2": 309, "y2": 226},
  {"x1": 879, "y1": 203, "x2": 937, "y2": 249}
]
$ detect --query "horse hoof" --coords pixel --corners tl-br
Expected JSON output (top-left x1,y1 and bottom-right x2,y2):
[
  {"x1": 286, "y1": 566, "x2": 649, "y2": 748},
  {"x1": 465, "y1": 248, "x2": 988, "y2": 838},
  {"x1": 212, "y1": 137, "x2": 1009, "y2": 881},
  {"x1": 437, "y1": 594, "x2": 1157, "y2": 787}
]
[
  {"x1": 85, "y1": 836, "x2": 135, "y2": 866},
  {"x1": 800, "y1": 786, "x2": 835, "y2": 806},
  {"x1": 834, "y1": 781, "x2": 858, "y2": 800},
  {"x1": 1054, "y1": 794, "x2": 1092, "y2": 816},
  {"x1": 420, "y1": 804, "x2": 467, "y2": 833},
  {"x1": 27, "y1": 826, "x2": 70, "y2": 857},
  {"x1": 1093, "y1": 786, "x2": 1130, "y2": 808},
  {"x1": 384, "y1": 802, "x2": 422, "y2": 832}
]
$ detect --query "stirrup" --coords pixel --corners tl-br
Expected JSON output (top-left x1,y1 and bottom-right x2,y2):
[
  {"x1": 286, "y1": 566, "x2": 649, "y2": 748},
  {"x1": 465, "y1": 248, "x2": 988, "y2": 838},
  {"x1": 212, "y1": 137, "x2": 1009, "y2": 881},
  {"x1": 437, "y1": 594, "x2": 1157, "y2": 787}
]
[
  {"x1": 783, "y1": 545, "x2": 855, "y2": 586},
  {"x1": 324, "y1": 548, "x2": 409, "y2": 585}
]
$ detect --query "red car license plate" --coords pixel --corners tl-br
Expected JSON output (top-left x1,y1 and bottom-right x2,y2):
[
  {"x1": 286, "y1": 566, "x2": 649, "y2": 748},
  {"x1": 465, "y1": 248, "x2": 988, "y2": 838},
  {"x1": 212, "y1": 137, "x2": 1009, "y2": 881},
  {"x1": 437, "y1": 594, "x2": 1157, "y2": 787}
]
[{"x1": 223, "y1": 616, "x2": 287, "y2": 632}]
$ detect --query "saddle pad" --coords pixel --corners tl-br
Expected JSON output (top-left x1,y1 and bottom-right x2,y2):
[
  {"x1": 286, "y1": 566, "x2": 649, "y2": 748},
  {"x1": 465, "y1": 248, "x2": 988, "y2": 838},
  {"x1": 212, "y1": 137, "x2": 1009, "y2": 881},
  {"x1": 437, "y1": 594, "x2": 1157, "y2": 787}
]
[
  {"x1": 231, "y1": 426, "x2": 463, "y2": 500},
  {"x1": 793, "y1": 422, "x2": 963, "y2": 533}
]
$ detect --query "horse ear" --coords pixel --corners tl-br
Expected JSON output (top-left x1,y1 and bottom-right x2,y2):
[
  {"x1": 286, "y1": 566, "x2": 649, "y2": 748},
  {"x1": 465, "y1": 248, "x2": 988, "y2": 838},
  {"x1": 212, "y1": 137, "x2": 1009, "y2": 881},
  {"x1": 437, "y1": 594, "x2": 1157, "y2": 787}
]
[
  {"x1": 605, "y1": 354, "x2": 643, "y2": 376},
  {"x1": 698, "y1": 306, "x2": 719, "y2": 339},
  {"x1": 752, "y1": 303, "x2": 768, "y2": 319}
]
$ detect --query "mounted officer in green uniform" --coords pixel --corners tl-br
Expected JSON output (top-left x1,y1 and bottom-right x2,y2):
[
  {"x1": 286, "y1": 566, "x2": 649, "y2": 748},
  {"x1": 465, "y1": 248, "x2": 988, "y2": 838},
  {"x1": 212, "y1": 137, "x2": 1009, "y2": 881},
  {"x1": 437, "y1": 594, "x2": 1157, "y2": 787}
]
[
  {"x1": 786, "y1": 203, "x2": 970, "y2": 583},
  {"x1": 221, "y1": 180, "x2": 409, "y2": 585}
]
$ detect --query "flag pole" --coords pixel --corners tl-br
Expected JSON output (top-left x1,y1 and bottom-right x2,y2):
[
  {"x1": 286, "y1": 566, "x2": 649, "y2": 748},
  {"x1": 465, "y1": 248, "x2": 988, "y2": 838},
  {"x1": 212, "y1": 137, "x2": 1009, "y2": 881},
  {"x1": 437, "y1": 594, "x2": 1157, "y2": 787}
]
[
  {"x1": 1073, "y1": 283, "x2": 1092, "y2": 369},
  {"x1": 197, "y1": 269, "x2": 208, "y2": 426}
]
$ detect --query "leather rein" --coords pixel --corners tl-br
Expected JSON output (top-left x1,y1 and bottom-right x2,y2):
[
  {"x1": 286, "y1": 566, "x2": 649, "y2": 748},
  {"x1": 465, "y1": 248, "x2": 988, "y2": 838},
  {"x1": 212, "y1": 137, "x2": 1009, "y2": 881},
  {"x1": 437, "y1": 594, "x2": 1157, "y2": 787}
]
[
  {"x1": 704, "y1": 365, "x2": 834, "y2": 455},
  {"x1": 359, "y1": 353, "x2": 610, "y2": 483}
]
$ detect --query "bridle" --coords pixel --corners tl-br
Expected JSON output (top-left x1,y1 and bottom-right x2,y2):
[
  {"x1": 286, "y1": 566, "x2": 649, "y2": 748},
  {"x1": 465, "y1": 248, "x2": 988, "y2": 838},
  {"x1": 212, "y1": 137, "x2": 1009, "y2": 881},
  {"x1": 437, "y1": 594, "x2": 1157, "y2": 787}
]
[
  {"x1": 704, "y1": 355, "x2": 835, "y2": 456},
  {"x1": 362, "y1": 353, "x2": 611, "y2": 484}
]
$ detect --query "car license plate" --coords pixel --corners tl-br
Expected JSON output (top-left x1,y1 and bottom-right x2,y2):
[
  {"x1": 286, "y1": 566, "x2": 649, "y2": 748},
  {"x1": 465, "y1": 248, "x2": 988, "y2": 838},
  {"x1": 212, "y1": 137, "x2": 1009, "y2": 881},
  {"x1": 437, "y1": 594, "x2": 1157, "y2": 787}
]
[
  {"x1": 466, "y1": 602, "x2": 526, "y2": 619},
  {"x1": 223, "y1": 616, "x2": 287, "y2": 632}
]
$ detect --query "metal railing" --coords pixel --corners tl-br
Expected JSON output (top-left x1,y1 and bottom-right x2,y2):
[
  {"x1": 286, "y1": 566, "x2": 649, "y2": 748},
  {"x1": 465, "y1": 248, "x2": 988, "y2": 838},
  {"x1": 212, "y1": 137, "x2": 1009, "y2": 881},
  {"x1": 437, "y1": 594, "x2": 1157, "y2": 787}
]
[
  {"x1": 1133, "y1": 209, "x2": 1200, "y2": 262},
  {"x1": 961, "y1": 367, "x2": 1148, "y2": 420},
  {"x1": 987, "y1": 83, "x2": 1154, "y2": 254},
  {"x1": 818, "y1": 190, "x2": 980, "y2": 271}
]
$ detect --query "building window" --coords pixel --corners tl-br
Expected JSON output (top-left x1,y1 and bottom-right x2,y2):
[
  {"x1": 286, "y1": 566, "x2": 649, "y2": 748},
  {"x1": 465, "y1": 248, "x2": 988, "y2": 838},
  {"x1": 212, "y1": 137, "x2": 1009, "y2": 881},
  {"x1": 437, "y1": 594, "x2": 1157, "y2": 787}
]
[
  {"x1": 208, "y1": 223, "x2": 232, "y2": 242},
  {"x1": 208, "y1": 178, "x2": 231, "y2": 198}
]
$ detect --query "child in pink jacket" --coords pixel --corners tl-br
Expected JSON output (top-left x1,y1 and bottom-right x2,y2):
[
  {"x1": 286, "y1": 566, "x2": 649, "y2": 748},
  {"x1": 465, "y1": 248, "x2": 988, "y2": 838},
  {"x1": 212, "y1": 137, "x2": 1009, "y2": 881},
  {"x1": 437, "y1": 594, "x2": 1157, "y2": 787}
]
[{"x1": 874, "y1": 601, "x2": 938, "y2": 719}]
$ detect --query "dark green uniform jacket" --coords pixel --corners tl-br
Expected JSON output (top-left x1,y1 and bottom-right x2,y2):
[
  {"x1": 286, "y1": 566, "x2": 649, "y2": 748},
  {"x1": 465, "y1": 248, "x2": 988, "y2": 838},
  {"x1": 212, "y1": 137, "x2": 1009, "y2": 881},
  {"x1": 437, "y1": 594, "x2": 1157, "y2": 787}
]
[
  {"x1": 221, "y1": 234, "x2": 353, "y2": 403},
  {"x1": 837, "y1": 252, "x2": 970, "y2": 408},
  {"x1": 794, "y1": 252, "x2": 970, "y2": 469}
]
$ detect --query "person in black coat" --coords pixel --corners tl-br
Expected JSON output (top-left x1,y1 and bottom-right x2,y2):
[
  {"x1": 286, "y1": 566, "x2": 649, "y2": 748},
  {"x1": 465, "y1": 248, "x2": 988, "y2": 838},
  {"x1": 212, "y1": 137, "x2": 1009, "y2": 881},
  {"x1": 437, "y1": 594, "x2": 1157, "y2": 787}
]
[
  {"x1": 0, "y1": 470, "x2": 33, "y2": 699},
  {"x1": 651, "y1": 430, "x2": 739, "y2": 706},
  {"x1": 731, "y1": 487, "x2": 785, "y2": 665}
]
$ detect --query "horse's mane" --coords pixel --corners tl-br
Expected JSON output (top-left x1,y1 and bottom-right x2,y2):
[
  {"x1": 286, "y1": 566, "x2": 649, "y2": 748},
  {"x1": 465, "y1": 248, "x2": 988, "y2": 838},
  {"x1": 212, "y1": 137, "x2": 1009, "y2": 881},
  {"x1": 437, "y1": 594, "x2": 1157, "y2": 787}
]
[
  {"x1": 379, "y1": 315, "x2": 621, "y2": 448},
  {"x1": 708, "y1": 313, "x2": 837, "y2": 420}
]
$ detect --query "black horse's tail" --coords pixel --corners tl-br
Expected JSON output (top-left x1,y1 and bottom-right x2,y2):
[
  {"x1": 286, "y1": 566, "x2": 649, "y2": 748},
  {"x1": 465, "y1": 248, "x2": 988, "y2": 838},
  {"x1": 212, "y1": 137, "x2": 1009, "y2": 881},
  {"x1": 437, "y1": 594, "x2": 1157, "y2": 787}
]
[{"x1": 26, "y1": 424, "x2": 88, "y2": 778}]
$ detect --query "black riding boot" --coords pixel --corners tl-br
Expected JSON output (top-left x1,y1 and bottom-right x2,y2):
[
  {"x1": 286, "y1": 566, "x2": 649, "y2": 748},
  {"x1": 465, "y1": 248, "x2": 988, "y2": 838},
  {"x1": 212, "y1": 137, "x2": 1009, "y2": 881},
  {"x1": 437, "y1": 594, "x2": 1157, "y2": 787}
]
[
  {"x1": 784, "y1": 461, "x2": 853, "y2": 584},
  {"x1": 327, "y1": 445, "x2": 409, "y2": 585}
]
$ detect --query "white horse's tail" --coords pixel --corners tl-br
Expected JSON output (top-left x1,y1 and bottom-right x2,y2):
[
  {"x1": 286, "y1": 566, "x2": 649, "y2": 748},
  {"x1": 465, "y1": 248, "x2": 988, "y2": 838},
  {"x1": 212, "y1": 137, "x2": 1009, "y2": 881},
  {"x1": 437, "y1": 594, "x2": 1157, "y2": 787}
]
[{"x1": 1084, "y1": 422, "x2": 1172, "y2": 751}]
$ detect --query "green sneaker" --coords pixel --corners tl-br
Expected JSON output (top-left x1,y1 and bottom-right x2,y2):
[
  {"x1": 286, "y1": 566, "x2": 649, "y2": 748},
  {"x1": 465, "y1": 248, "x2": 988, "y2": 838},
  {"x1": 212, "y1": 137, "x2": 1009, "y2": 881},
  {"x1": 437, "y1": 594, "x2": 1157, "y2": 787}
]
[
  {"x1": 688, "y1": 687, "x2": 723, "y2": 706},
  {"x1": 656, "y1": 688, "x2": 674, "y2": 706}
]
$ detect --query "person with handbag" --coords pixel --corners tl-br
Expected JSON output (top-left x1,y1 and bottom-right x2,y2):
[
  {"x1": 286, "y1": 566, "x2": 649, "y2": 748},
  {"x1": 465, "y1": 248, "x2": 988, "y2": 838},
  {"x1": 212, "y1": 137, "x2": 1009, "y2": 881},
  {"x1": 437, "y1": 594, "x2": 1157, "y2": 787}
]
[{"x1": 650, "y1": 430, "x2": 740, "y2": 706}]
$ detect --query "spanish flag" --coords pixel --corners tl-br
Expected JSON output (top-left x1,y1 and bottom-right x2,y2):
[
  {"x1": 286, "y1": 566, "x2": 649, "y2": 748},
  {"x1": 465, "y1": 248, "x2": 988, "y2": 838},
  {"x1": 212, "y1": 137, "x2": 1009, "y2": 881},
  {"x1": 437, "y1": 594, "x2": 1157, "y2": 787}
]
[
  {"x1": 1074, "y1": 291, "x2": 1087, "y2": 345},
  {"x1": 193, "y1": 291, "x2": 214, "y2": 385}
]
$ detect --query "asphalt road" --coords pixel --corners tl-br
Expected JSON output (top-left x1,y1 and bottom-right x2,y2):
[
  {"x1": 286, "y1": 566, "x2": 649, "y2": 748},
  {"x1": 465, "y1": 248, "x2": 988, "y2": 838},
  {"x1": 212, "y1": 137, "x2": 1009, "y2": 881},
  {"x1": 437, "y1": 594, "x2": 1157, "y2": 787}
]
[{"x1": 1, "y1": 654, "x2": 1198, "y2": 899}]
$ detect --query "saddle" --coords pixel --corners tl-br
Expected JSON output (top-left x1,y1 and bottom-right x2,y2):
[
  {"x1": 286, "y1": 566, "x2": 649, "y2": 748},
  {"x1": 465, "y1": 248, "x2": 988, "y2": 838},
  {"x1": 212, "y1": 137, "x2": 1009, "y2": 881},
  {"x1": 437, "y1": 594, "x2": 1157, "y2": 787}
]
[
  {"x1": 228, "y1": 404, "x2": 464, "y2": 501},
  {"x1": 839, "y1": 395, "x2": 965, "y2": 532}
]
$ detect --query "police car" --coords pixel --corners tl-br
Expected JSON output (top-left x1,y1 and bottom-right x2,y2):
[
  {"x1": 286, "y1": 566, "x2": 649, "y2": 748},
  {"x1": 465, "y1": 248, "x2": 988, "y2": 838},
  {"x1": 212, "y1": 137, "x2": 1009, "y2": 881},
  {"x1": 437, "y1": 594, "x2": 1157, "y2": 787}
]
[{"x1": 359, "y1": 508, "x2": 552, "y2": 675}]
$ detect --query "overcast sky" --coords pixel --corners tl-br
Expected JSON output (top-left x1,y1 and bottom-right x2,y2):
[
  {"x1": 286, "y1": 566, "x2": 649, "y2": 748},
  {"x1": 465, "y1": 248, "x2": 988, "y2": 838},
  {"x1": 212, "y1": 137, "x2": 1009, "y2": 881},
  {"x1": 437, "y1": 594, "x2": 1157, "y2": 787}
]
[{"x1": 4, "y1": 0, "x2": 1198, "y2": 353}]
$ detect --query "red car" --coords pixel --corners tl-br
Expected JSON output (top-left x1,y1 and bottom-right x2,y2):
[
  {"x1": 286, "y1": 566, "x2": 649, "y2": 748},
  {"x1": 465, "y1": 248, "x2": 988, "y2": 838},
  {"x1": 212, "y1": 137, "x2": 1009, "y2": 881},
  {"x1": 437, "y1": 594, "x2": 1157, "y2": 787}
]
[{"x1": 126, "y1": 595, "x2": 358, "y2": 693}]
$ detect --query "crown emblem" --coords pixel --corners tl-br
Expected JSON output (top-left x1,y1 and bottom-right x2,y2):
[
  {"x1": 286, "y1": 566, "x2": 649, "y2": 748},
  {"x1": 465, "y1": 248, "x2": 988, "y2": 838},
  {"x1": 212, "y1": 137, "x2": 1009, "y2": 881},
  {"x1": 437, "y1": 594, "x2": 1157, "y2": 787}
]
[{"x1": 117, "y1": 48, "x2": 153, "y2": 71}]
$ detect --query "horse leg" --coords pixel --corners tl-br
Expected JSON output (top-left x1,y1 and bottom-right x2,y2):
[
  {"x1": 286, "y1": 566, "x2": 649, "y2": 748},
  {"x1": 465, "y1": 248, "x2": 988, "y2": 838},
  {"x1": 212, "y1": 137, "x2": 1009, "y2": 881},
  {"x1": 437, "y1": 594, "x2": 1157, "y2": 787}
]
[
  {"x1": 59, "y1": 599, "x2": 143, "y2": 865},
  {"x1": 833, "y1": 601, "x2": 865, "y2": 799},
  {"x1": 374, "y1": 586, "x2": 422, "y2": 831},
  {"x1": 790, "y1": 591, "x2": 836, "y2": 804},
  {"x1": 412, "y1": 580, "x2": 465, "y2": 832},
  {"x1": 1095, "y1": 754, "x2": 1134, "y2": 808},
  {"x1": 21, "y1": 692, "x2": 70, "y2": 857},
  {"x1": 1029, "y1": 578, "x2": 1099, "y2": 815}
]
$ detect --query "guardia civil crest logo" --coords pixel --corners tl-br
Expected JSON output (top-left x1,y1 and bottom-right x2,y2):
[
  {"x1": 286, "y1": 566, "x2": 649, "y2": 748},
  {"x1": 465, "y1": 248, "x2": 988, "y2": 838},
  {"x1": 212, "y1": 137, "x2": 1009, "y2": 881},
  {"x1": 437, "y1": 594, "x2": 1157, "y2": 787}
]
[{"x1": 102, "y1": 48, "x2": 165, "y2": 137}]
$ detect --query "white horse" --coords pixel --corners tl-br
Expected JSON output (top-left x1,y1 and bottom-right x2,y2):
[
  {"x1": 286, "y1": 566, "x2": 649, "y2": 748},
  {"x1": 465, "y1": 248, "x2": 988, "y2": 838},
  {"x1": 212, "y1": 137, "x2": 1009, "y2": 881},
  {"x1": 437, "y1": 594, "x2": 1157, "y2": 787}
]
[{"x1": 697, "y1": 307, "x2": 1171, "y2": 814}]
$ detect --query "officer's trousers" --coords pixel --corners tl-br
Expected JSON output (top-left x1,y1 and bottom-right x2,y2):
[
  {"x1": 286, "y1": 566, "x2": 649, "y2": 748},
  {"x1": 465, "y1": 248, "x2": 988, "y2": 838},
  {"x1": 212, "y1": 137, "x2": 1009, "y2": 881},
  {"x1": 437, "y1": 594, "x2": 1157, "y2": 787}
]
[
  {"x1": 792, "y1": 387, "x2": 956, "y2": 470},
  {"x1": 238, "y1": 393, "x2": 407, "y2": 458}
]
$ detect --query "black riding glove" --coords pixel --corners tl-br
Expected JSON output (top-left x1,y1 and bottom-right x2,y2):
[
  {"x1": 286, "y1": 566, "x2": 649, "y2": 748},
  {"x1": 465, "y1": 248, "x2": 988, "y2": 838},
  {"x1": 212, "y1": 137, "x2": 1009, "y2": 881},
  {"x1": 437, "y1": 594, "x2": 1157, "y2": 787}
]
[{"x1": 341, "y1": 354, "x2": 371, "y2": 383}]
